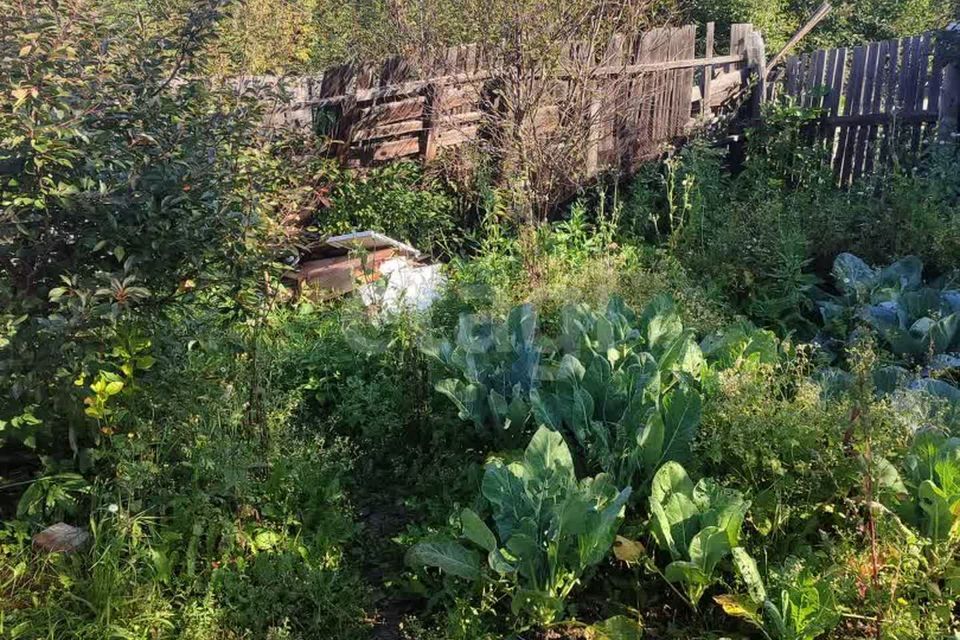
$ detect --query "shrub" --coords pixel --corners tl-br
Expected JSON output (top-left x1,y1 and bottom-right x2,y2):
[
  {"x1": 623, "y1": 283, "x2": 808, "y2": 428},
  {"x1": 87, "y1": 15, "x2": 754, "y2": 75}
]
[
  {"x1": 695, "y1": 362, "x2": 862, "y2": 540},
  {"x1": 0, "y1": 1, "x2": 294, "y2": 469},
  {"x1": 314, "y1": 161, "x2": 461, "y2": 255}
]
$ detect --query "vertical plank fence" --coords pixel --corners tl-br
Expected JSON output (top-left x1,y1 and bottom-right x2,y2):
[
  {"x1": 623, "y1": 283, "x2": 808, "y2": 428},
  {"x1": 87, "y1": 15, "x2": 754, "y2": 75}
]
[
  {"x1": 252, "y1": 23, "x2": 763, "y2": 176},
  {"x1": 783, "y1": 25, "x2": 959, "y2": 184},
  {"x1": 240, "y1": 23, "x2": 958, "y2": 187}
]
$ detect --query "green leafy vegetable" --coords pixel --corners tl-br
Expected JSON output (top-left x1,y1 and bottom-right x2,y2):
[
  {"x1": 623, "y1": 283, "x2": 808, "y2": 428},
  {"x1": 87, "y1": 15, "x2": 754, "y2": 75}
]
[
  {"x1": 533, "y1": 296, "x2": 705, "y2": 490},
  {"x1": 885, "y1": 431, "x2": 960, "y2": 546},
  {"x1": 725, "y1": 553, "x2": 840, "y2": 640},
  {"x1": 407, "y1": 426, "x2": 631, "y2": 624},
  {"x1": 426, "y1": 303, "x2": 539, "y2": 439},
  {"x1": 648, "y1": 462, "x2": 749, "y2": 606}
]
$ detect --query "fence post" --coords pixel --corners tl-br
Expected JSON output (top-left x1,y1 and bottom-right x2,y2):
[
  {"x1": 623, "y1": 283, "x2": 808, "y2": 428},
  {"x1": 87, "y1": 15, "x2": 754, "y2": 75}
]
[
  {"x1": 420, "y1": 82, "x2": 441, "y2": 161},
  {"x1": 702, "y1": 22, "x2": 715, "y2": 115},
  {"x1": 938, "y1": 23, "x2": 959, "y2": 142},
  {"x1": 585, "y1": 97, "x2": 601, "y2": 176},
  {"x1": 746, "y1": 29, "x2": 767, "y2": 119},
  {"x1": 330, "y1": 65, "x2": 358, "y2": 161}
]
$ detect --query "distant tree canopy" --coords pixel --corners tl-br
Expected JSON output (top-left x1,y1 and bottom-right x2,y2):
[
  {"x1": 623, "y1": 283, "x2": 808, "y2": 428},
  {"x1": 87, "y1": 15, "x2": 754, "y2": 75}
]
[
  {"x1": 687, "y1": 0, "x2": 956, "y2": 53},
  {"x1": 168, "y1": 0, "x2": 957, "y2": 75}
]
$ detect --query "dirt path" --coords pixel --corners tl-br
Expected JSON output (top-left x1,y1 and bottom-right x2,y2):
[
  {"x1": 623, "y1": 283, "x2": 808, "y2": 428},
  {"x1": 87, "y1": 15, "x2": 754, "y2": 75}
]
[{"x1": 355, "y1": 501, "x2": 420, "y2": 640}]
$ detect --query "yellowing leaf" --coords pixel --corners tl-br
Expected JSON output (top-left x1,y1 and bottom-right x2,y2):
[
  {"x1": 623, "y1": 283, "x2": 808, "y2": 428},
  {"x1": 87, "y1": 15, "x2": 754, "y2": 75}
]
[
  {"x1": 19, "y1": 44, "x2": 32, "y2": 56},
  {"x1": 714, "y1": 594, "x2": 760, "y2": 621},
  {"x1": 253, "y1": 529, "x2": 283, "y2": 551},
  {"x1": 613, "y1": 535, "x2": 645, "y2": 564},
  {"x1": 586, "y1": 615, "x2": 644, "y2": 640}
]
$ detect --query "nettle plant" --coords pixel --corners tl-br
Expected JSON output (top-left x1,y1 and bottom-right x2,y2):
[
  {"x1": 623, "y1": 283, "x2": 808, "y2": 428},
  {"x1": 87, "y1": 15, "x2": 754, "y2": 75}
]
[
  {"x1": 406, "y1": 426, "x2": 631, "y2": 626},
  {"x1": 647, "y1": 462, "x2": 750, "y2": 607}
]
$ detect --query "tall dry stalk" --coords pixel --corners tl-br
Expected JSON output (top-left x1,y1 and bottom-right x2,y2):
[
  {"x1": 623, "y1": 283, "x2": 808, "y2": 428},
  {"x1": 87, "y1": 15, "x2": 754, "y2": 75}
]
[{"x1": 385, "y1": 0, "x2": 678, "y2": 221}]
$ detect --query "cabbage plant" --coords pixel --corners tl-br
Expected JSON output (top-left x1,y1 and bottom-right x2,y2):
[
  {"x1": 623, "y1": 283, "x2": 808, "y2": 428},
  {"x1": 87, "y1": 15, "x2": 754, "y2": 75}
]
[
  {"x1": 532, "y1": 295, "x2": 705, "y2": 490},
  {"x1": 882, "y1": 431, "x2": 960, "y2": 546},
  {"x1": 425, "y1": 295, "x2": 706, "y2": 465},
  {"x1": 722, "y1": 551, "x2": 840, "y2": 640},
  {"x1": 648, "y1": 462, "x2": 750, "y2": 606},
  {"x1": 406, "y1": 426, "x2": 631, "y2": 625},
  {"x1": 425, "y1": 303, "x2": 540, "y2": 439},
  {"x1": 817, "y1": 253, "x2": 960, "y2": 367}
]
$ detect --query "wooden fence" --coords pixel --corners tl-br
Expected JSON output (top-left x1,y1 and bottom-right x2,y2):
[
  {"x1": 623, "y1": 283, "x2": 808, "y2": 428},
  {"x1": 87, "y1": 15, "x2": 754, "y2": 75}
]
[
  {"x1": 247, "y1": 22, "x2": 958, "y2": 186},
  {"x1": 778, "y1": 25, "x2": 959, "y2": 184},
  {"x1": 251, "y1": 23, "x2": 764, "y2": 175}
]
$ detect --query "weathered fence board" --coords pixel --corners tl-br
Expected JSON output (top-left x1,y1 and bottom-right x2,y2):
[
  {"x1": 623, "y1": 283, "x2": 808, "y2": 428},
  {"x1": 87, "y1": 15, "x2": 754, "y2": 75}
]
[
  {"x1": 242, "y1": 23, "x2": 956, "y2": 187},
  {"x1": 256, "y1": 23, "x2": 758, "y2": 175},
  {"x1": 784, "y1": 26, "x2": 958, "y2": 185}
]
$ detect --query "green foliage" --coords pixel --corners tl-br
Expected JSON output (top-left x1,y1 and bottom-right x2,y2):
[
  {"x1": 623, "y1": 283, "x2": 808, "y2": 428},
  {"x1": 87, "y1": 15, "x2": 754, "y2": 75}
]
[
  {"x1": 3, "y1": 3, "x2": 960, "y2": 638},
  {"x1": 191, "y1": 0, "x2": 955, "y2": 76},
  {"x1": 648, "y1": 462, "x2": 750, "y2": 606},
  {"x1": 817, "y1": 252, "x2": 960, "y2": 365},
  {"x1": 686, "y1": 0, "x2": 952, "y2": 54},
  {"x1": 426, "y1": 303, "x2": 539, "y2": 439},
  {"x1": 724, "y1": 551, "x2": 840, "y2": 640},
  {"x1": 0, "y1": 0, "x2": 294, "y2": 463},
  {"x1": 696, "y1": 359, "x2": 866, "y2": 540},
  {"x1": 210, "y1": 544, "x2": 365, "y2": 639},
  {"x1": 550, "y1": 200, "x2": 619, "y2": 265},
  {"x1": 427, "y1": 293, "x2": 707, "y2": 475},
  {"x1": 584, "y1": 615, "x2": 645, "y2": 640},
  {"x1": 700, "y1": 321, "x2": 783, "y2": 371},
  {"x1": 622, "y1": 142, "x2": 725, "y2": 245},
  {"x1": 314, "y1": 162, "x2": 461, "y2": 255},
  {"x1": 442, "y1": 200, "x2": 733, "y2": 337},
  {"x1": 886, "y1": 431, "x2": 960, "y2": 547},
  {"x1": 407, "y1": 426, "x2": 631, "y2": 626},
  {"x1": 532, "y1": 296, "x2": 705, "y2": 490},
  {"x1": 15, "y1": 472, "x2": 91, "y2": 524},
  {"x1": 1, "y1": 302, "x2": 374, "y2": 639},
  {"x1": 1, "y1": 510, "x2": 177, "y2": 639},
  {"x1": 635, "y1": 102, "x2": 960, "y2": 336}
]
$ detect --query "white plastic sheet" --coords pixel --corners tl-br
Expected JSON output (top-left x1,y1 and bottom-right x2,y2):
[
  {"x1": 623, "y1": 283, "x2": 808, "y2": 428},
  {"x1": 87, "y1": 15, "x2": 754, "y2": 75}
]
[{"x1": 359, "y1": 258, "x2": 446, "y2": 313}]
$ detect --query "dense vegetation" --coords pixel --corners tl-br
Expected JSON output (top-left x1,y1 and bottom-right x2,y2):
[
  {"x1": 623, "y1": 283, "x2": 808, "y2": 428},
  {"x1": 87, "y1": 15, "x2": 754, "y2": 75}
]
[
  {"x1": 122, "y1": 0, "x2": 959, "y2": 74},
  {"x1": 2, "y1": 1, "x2": 960, "y2": 639}
]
